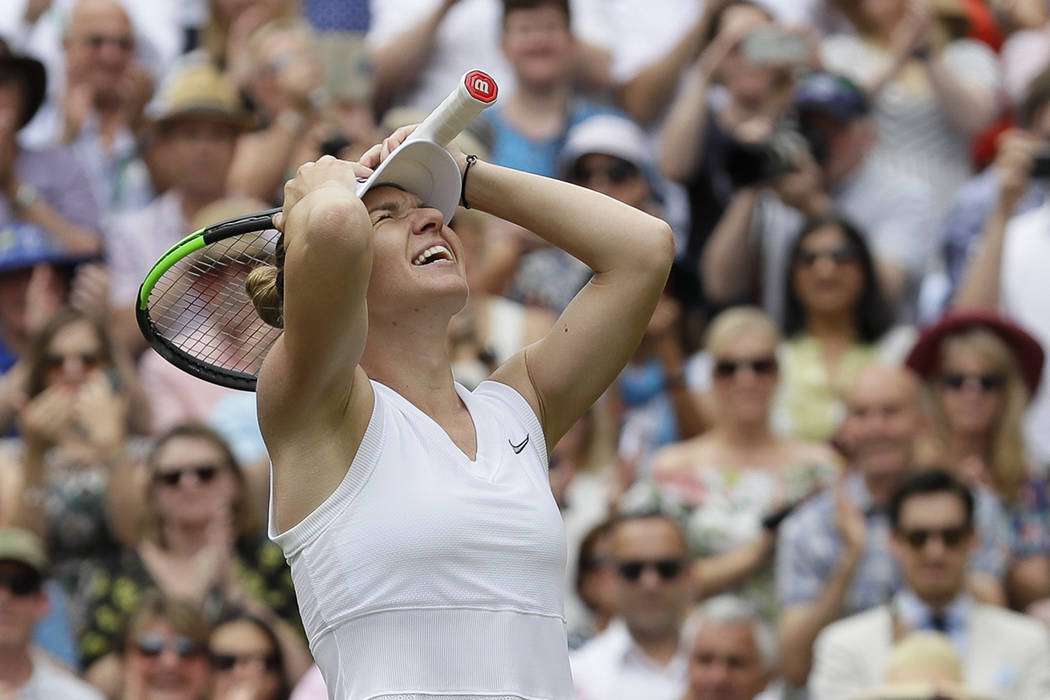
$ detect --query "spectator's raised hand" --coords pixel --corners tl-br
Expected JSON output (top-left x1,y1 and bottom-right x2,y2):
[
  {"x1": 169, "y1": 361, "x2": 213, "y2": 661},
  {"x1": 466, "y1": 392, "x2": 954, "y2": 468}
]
[
  {"x1": 17, "y1": 383, "x2": 76, "y2": 450},
  {"x1": 993, "y1": 129, "x2": 1042, "y2": 213},
  {"x1": 770, "y1": 146, "x2": 830, "y2": 217},
  {"x1": 69, "y1": 263, "x2": 110, "y2": 320},
  {"x1": 70, "y1": 370, "x2": 128, "y2": 452},
  {"x1": 834, "y1": 478, "x2": 867, "y2": 557},
  {"x1": 891, "y1": 0, "x2": 934, "y2": 59}
]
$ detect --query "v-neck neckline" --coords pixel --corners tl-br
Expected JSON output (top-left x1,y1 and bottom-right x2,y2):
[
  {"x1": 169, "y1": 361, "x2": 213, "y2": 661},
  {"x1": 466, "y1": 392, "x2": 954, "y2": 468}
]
[{"x1": 378, "y1": 380, "x2": 484, "y2": 464}]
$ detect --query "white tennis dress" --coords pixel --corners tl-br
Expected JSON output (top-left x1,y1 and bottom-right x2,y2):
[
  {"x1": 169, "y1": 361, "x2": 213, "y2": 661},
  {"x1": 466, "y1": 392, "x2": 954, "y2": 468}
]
[{"x1": 269, "y1": 379, "x2": 574, "y2": 699}]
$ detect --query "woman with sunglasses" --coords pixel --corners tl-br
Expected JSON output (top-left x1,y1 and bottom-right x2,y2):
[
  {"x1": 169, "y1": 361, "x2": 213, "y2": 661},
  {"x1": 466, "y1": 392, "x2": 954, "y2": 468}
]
[
  {"x1": 208, "y1": 609, "x2": 290, "y2": 700},
  {"x1": 650, "y1": 307, "x2": 839, "y2": 621},
  {"x1": 905, "y1": 309, "x2": 1050, "y2": 610},
  {"x1": 776, "y1": 215, "x2": 914, "y2": 442},
  {"x1": 78, "y1": 423, "x2": 310, "y2": 694},
  {"x1": 117, "y1": 591, "x2": 212, "y2": 700},
  {"x1": 0, "y1": 308, "x2": 148, "y2": 597}
]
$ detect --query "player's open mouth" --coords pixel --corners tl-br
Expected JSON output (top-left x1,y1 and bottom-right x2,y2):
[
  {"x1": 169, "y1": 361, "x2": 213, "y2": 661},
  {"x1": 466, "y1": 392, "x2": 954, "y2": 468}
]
[{"x1": 413, "y1": 245, "x2": 454, "y2": 265}]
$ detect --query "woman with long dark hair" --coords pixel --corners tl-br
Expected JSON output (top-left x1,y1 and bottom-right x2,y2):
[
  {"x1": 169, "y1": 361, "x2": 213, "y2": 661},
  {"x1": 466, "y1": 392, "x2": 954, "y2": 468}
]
[{"x1": 775, "y1": 215, "x2": 913, "y2": 441}]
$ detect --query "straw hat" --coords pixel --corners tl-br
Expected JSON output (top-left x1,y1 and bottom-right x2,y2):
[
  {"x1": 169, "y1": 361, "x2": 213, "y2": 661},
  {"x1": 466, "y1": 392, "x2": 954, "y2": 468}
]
[
  {"x1": 854, "y1": 632, "x2": 994, "y2": 700},
  {"x1": 146, "y1": 59, "x2": 248, "y2": 129}
]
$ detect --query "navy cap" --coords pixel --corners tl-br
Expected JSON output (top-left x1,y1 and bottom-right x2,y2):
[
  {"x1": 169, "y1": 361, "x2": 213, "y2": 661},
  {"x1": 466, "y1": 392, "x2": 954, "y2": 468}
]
[
  {"x1": 0, "y1": 222, "x2": 99, "y2": 274},
  {"x1": 794, "y1": 71, "x2": 869, "y2": 123}
]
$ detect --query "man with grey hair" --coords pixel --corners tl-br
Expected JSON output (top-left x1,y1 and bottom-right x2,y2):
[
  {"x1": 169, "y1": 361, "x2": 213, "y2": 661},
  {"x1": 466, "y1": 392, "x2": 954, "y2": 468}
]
[{"x1": 683, "y1": 596, "x2": 780, "y2": 700}]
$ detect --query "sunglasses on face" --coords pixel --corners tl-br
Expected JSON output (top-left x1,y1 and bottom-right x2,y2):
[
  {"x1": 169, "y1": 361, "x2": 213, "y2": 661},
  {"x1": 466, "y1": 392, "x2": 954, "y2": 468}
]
[
  {"x1": 796, "y1": 244, "x2": 858, "y2": 268},
  {"x1": 43, "y1": 351, "x2": 101, "y2": 373},
  {"x1": 80, "y1": 34, "x2": 135, "y2": 52},
  {"x1": 210, "y1": 652, "x2": 280, "y2": 672},
  {"x1": 713, "y1": 357, "x2": 777, "y2": 379},
  {"x1": 616, "y1": 558, "x2": 684, "y2": 582},
  {"x1": 570, "y1": 159, "x2": 638, "y2": 186},
  {"x1": 0, "y1": 570, "x2": 42, "y2": 596},
  {"x1": 939, "y1": 372, "x2": 1005, "y2": 393},
  {"x1": 153, "y1": 464, "x2": 221, "y2": 488},
  {"x1": 134, "y1": 634, "x2": 202, "y2": 660},
  {"x1": 898, "y1": 525, "x2": 971, "y2": 550}
]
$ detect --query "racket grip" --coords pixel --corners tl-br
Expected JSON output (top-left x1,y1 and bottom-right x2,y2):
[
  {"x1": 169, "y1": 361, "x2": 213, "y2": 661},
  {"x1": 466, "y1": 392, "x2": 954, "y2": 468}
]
[{"x1": 413, "y1": 70, "x2": 498, "y2": 146}]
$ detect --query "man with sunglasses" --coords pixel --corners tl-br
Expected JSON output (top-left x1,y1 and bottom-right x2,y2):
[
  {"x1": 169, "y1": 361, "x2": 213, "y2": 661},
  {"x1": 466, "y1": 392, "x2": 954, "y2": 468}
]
[
  {"x1": 570, "y1": 511, "x2": 691, "y2": 700},
  {"x1": 810, "y1": 470, "x2": 1050, "y2": 700},
  {"x1": 775, "y1": 364, "x2": 1009, "y2": 688},
  {"x1": 0, "y1": 527, "x2": 103, "y2": 699}
]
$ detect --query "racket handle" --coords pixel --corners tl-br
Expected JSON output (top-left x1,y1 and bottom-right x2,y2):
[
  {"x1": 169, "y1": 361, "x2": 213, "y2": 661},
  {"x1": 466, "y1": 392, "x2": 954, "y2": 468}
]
[{"x1": 413, "y1": 70, "x2": 498, "y2": 146}]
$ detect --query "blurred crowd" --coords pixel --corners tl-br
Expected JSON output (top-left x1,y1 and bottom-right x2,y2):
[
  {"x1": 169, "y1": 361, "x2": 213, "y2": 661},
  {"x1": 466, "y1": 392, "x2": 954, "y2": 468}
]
[{"x1": 0, "y1": 0, "x2": 1050, "y2": 698}]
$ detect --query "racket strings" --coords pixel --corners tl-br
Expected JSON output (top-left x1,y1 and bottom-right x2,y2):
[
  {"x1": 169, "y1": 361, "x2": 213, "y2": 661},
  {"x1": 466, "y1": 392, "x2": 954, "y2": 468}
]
[{"x1": 146, "y1": 229, "x2": 283, "y2": 376}]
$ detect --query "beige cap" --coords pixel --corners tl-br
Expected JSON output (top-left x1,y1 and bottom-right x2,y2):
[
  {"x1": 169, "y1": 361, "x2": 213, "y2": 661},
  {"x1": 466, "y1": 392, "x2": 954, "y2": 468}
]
[
  {"x1": 0, "y1": 527, "x2": 47, "y2": 574},
  {"x1": 147, "y1": 59, "x2": 247, "y2": 129}
]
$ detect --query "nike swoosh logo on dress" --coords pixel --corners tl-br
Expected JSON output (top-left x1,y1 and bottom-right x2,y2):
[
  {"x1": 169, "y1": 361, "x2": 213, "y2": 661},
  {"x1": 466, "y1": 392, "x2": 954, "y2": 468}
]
[{"x1": 509, "y1": 435, "x2": 530, "y2": 454}]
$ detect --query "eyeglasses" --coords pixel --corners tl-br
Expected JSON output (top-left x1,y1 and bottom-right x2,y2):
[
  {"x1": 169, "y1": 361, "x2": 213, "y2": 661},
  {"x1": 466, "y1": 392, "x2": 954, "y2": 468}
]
[
  {"x1": 43, "y1": 351, "x2": 101, "y2": 372},
  {"x1": 616, "y1": 559, "x2": 684, "y2": 582},
  {"x1": 153, "y1": 464, "x2": 221, "y2": 488},
  {"x1": 210, "y1": 652, "x2": 280, "y2": 672},
  {"x1": 570, "y1": 159, "x2": 638, "y2": 186},
  {"x1": 939, "y1": 372, "x2": 1005, "y2": 393},
  {"x1": 134, "y1": 634, "x2": 202, "y2": 660},
  {"x1": 898, "y1": 525, "x2": 971, "y2": 550},
  {"x1": 796, "y1": 244, "x2": 858, "y2": 268},
  {"x1": 77, "y1": 34, "x2": 135, "y2": 53},
  {"x1": 0, "y1": 570, "x2": 42, "y2": 596},
  {"x1": 713, "y1": 356, "x2": 777, "y2": 379}
]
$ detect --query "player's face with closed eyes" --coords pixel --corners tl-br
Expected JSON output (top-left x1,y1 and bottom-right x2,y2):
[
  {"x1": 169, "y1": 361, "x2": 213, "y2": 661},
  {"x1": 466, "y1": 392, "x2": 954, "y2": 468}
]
[{"x1": 361, "y1": 186, "x2": 468, "y2": 315}]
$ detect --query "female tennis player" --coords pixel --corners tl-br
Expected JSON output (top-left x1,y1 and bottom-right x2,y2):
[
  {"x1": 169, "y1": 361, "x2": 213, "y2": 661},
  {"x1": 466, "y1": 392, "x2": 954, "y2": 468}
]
[{"x1": 247, "y1": 126, "x2": 674, "y2": 698}]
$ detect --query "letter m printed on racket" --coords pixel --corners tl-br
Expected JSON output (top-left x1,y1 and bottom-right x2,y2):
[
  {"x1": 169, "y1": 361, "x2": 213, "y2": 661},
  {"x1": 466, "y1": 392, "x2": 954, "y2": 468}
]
[{"x1": 465, "y1": 71, "x2": 498, "y2": 104}]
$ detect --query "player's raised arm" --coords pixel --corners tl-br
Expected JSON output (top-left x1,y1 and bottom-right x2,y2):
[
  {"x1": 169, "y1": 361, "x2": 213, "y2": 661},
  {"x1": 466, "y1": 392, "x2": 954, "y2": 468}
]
[{"x1": 472, "y1": 161, "x2": 675, "y2": 449}]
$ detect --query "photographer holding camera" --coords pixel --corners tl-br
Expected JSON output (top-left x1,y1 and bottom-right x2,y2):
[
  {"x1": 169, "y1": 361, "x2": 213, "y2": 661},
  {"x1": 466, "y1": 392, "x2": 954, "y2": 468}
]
[{"x1": 701, "y1": 71, "x2": 935, "y2": 323}]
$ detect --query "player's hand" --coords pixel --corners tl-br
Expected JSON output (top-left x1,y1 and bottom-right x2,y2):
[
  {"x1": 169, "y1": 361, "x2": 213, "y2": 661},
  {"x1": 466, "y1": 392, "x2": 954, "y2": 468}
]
[
  {"x1": 275, "y1": 155, "x2": 373, "y2": 232},
  {"x1": 359, "y1": 124, "x2": 469, "y2": 175}
]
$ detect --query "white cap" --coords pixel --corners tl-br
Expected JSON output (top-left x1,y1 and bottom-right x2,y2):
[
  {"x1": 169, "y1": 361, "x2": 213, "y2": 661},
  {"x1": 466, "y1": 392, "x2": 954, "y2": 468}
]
[
  {"x1": 559, "y1": 114, "x2": 652, "y2": 177},
  {"x1": 355, "y1": 138, "x2": 462, "y2": 224}
]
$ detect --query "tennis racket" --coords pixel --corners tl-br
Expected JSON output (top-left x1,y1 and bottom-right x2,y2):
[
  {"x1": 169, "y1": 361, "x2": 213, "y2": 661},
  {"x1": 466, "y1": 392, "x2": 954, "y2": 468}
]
[{"x1": 137, "y1": 69, "x2": 499, "y2": 391}]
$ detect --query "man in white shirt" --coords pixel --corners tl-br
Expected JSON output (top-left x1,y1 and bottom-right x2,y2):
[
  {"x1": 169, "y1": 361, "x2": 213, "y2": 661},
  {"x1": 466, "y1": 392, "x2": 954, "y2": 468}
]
[
  {"x1": 0, "y1": 527, "x2": 104, "y2": 700},
  {"x1": 809, "y1": 470, "x2": 1050, "y2": 700},
  {"x1": 570, "y1": 511, "x2": 690, "y2": 700}
]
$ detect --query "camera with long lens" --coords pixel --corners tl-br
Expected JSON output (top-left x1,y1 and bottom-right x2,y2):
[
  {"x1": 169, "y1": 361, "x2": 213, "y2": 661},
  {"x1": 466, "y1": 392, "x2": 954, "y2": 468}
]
[{"x1": 723, "y1": 122, "x2": 827, "y2": 189}]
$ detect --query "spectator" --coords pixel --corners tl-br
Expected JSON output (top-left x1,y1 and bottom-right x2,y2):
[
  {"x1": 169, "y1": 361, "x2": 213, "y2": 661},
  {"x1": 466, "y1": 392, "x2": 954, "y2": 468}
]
[
  {"x1": 230, "y1": 18, "x2": 326, "y2": 204},
  {"x1": 809, "y1": 469, "x2": 1050, "y2": 700},
  {"x1": 114, "y1": 591, "x2": 212, "y2": 700},
  {"x1": 568, "y1": 518, "x2": 618, "y2": 650},
  {"x1": 208, "y1": 609, "x2": 292, "y2": 700},
  {"x1": 906, "y1": 308, "x2": 1050, "y2": 609},
  {"x1": 199, "y1": 0, "x2": 297, "y2": 89},
  {"x1": 557, "y1": 115, "x2": 705, "y2": 458},
  {"x1": 682, "y1": 595, "x2": 780, "y2": 700},
  {"x1": 484, "y1": 0, "x2": 612, "y2": 179},
  {"x1": 0, "y1": 308, "x2": 145, "y2": 600},
  {"x1": 651, "y1": 307, "x2": 839, "y2": 620},
  {"x1": 775, "y1": 364, "x2": 1009, "y2": 687},
  {"x1": 659, "y1": 2, "x2": 796, "y2": 268},
  {"x1": 78, "y1": 423, "x2": 308, "y2": 685},
  {"x1": 0, "y1": 526, "x2": 102, "y2": 698},
  {"x1": 52, "y1": 0, "x2": 155, "y2": 217},
  {"x1": 701, "y1": 71, "x2": 934, "y2": 323},
  {"x1": 0, "y1": 39, "x2": 102, "y2": 256},
  {"x1": 368, "y1": 0, "x2": 610, "y2": 115},
  {"x1": 0, "y1": 223, "x2": 100, "y2": 431},
  {"x1": 775, "y1": 215, "x2": 914, "y2": 442},
  {"x1": 941, "y1": 66, "x2": 1050, "y2": 304},
  {"x1": 821, "y1": 0, "x2": 1001, "y2": 219},
  {"x1": 105, "y1": 58, "x2": 247, "y2": 355},
  {"x1": 570, "y1": 511, "x2": 691, "y2": 700},
  {"x1": 953, "y1": 126, "x2": 1050, "y2": 473}
]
